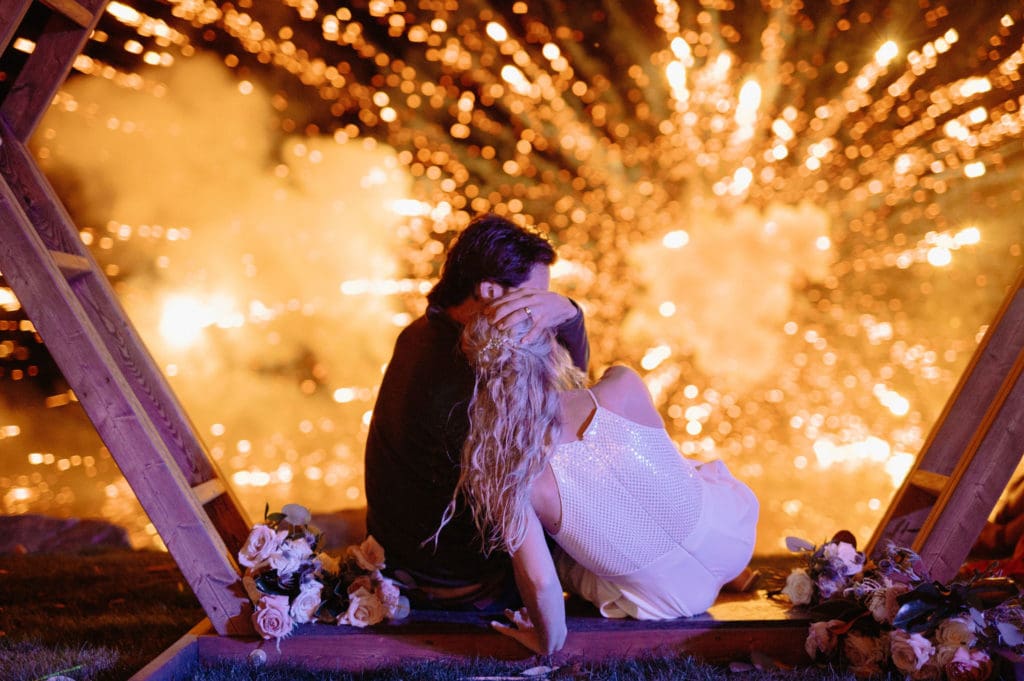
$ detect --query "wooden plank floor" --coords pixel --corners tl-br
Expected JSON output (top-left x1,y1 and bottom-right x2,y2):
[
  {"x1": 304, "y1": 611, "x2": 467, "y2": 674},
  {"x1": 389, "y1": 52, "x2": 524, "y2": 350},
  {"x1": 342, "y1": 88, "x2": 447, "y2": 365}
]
[{"x1": 186, "y1": 589, "x2": 811, "y2": 672}]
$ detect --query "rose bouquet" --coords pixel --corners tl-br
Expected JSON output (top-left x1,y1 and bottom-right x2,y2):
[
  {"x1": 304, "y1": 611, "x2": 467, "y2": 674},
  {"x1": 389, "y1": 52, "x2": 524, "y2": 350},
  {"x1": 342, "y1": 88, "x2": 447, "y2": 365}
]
[
  {"x1": 776, "y1": 531, "x2": 1024, "y2": 679},
  {"x1": 237, "y1": 503, "x2": 410, "y2": 641}
]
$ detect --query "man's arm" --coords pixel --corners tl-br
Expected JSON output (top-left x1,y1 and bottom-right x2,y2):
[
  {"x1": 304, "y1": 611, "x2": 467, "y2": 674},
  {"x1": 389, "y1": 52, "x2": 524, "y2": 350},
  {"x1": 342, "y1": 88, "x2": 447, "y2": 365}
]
[
  {"x1": 488, "y1": 290, "x2": 589, "y2": 371},
  {"x1": 554, "y1": 300, "x2": 589, "y2": 372}
]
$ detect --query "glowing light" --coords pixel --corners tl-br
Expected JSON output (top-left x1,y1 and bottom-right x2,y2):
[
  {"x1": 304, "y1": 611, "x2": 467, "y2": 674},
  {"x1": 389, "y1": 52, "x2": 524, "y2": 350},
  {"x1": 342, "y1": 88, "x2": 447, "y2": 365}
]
[
  {"x1": 662, "y1": 230, "x2": 690, "y2": 249},
  {"x1": 486, "y1": 22, "x2": 508, "y2": 42},
  {"x1": 159, "y1": 296, "x2": 207, "y2": 348},
  {"x1": 641, "y1": 345, "x2": 672, "y2": 370},
  {"x1": 964, "y1": 161, "x2": 986, "y2": 178},
  {"x1": 874, "y1": 40, "x2": 898, "y2": 67},
  {"x1": 927, "y1": 247, "x2": 953, "y2": 267},
  {"x1": 501, "y1": 65, "x2": 531, "y2": 95}
]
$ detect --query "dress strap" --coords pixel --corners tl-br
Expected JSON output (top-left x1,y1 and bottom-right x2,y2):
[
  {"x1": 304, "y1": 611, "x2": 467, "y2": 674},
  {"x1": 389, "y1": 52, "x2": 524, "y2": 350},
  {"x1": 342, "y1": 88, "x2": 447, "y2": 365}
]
[{"x1": 584, "y1": 388, "x2": 600, "y2": 409}]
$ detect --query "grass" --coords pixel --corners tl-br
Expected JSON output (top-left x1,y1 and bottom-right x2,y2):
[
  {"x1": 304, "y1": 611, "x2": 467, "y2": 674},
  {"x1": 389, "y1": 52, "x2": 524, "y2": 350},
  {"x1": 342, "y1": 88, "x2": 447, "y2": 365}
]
[{"x1": 0, "y1": 548, "x2": 913, "y2": 680}]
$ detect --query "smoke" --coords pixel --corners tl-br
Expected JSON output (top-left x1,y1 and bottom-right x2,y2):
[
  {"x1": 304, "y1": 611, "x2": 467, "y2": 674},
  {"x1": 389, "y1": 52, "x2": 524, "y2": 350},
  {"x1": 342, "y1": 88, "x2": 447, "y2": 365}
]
[
  {"x1": 625, "y1": 201, "x2": 832, "y2": 389},
  {"x1": 34, "y1": 54, "x2": 415, "y2": 521}
]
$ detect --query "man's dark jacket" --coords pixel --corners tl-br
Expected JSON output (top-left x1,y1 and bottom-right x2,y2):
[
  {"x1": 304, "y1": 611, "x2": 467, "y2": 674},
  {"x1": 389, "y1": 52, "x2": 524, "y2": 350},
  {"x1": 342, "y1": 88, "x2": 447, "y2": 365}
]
[{"x1": 364, "y1": 305, "x2": 588, "y2": 588}]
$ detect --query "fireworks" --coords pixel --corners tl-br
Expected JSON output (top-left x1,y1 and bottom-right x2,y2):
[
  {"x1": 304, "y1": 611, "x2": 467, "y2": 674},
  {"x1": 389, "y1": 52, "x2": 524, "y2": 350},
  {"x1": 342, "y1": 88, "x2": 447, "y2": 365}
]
[{"x1": 1, "y1": 0, "x2": 1022, "y2": 552}]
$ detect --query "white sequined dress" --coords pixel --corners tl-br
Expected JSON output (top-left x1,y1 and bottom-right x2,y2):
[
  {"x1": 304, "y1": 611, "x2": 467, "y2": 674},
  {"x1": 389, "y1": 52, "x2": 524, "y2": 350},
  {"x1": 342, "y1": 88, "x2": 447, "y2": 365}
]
[{"x1": 548, "y1": 389, "x2": 758, "y2": 619}]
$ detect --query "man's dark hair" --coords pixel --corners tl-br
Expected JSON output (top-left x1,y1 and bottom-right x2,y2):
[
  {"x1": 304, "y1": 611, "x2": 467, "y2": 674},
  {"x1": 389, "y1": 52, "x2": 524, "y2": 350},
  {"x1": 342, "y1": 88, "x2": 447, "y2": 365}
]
[{"x1": 427, "y1": 214, "x2": 556, "y2": 310}]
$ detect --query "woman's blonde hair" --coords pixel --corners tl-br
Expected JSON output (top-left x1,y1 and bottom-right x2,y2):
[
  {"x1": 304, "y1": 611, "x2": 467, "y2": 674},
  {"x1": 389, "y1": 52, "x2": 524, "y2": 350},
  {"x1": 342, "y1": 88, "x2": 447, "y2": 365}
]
[{"x1": 432, "y1": 314, "x2": 585, "y2": 555}]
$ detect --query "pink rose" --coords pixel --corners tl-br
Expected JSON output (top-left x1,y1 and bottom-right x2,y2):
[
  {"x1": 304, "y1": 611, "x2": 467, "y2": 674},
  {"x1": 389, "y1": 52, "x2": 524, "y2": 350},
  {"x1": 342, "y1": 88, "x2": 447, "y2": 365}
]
[
  {"x1": 866, "y1": 584, "x2": 909, "y2": 624},
  {"x1": 782, "y1": 569, "x2": 815, "y2": 606},
  {"x1": 347, "y1": 575, "x2": 374, "y2": 595},
  {"x1": 805, "y1": 619, "x2": 844, "y2": 659},
  {"x1": 317, "y1": 551, "x2": 340, "y2": 576},
  {"x1": 238, "y1": 524, "x2": 286, "y2": 568},
  {"x1": 348, "y1": 535, "x2": 386, "y2": 572},
  {"x1": 252, "y1": 594, "x2": 294, "y2": 640},
  {"x1": 890, "y1": 630, "x2": 935, "y2": 674},
  {"x1": 945, "y1": 647, "x2": 992, "y2": 681},
  {"x1": 339, "y1": 587, "x2": 385, "y2": 628},
  {"x1": 289, "y1": 581, "x2": 323, "y2": 624}
]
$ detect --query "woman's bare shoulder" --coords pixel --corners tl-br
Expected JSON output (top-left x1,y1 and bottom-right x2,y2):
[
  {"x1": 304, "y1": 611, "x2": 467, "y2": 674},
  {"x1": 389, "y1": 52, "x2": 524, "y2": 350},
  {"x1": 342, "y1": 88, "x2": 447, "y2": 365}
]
[{"x1": 593, "y1": 365, "x2": 663, "y2": 427}]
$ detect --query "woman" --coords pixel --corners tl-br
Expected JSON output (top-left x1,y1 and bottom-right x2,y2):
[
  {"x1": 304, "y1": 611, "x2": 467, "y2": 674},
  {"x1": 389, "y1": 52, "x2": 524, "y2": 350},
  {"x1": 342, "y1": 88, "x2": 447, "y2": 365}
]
[{"x1": 441, "y1": 314, "x2": 759, "y2": 654}]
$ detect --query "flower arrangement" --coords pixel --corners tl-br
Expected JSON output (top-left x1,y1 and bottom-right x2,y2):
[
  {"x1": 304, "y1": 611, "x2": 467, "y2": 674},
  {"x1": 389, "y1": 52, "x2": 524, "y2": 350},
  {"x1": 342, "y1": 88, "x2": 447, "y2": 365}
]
[
  {"x1": 237, "y1": 503, "x2": 410, "y2": 640},
  {"x1": 776, "y1": 531, "x2": 1024, "y2": 680}
]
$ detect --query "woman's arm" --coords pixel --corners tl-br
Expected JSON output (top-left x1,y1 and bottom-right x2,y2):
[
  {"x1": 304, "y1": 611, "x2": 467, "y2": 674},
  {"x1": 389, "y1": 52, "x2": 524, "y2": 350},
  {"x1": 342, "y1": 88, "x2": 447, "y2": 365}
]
[{"x1": 491, "y1": 507, "x2": 567, "y2": 655}]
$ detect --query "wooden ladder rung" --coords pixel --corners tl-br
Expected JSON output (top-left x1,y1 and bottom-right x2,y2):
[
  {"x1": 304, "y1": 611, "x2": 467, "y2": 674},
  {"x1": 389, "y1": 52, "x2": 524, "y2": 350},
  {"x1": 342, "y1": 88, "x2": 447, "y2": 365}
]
[
  {"x1": 191, "y1": 478, "x2": 226, "y2": 505},
  {"x1": 38, "y1": 0, "x2": 94, "y2": 28},
  {"x1": 907, "y1": 469, "x2": 950, "y2": 497},
  {"x1": 49, "y1": 250, "x2": 92, "y2": 279}
]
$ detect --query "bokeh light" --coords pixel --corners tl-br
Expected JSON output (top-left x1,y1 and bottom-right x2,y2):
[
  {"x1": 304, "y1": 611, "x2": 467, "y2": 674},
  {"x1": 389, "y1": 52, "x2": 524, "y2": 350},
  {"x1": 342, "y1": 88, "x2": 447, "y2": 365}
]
[{"x1": 1, "y1": 0, "x2": 1023, "y2": 553}]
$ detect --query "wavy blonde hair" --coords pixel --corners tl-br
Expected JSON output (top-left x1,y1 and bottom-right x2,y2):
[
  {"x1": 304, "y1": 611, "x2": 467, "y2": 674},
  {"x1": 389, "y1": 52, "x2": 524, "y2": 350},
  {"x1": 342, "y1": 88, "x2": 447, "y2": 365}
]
[{"x1": 433, "y1": 314, "x2": 586, "y2": 555}]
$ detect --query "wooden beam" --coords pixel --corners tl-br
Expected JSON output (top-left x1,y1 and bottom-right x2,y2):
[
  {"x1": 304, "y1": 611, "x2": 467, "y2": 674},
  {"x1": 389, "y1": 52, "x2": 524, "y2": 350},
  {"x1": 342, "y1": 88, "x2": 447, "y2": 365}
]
[
  {"x1": 0, "y1": 121, "x2": 253, "y2": 557},
  {"x1": 917, "y1": 338, "x2": 1024, "y2": 582},
  {"x1": 0, "y1": 176, "x2": 253, "y2": 636},
  {"x1": 188, "y1": 596, "x2": 811, "y2": 671},
  {"x1": 192, "y1": 478, "x2": 226, "y2": 506},
  {"x1": 906, "y1": 469, "x2": 949, "y2": 497},
  {"x1": 38, "y1": 0, "x2": 94, "y2": 28},
  {"x1": 867, "y1": 269, "x2": 1024, "y2": 559},
  {"x1": 0, "y1": 0, "x2": 32, "y2": 55},
  {"x1": 1, "y1": 0, "x2": 107, "y2": 141},
  {"x1": 49, "y1": 249, "x2": 92, "y2": 279}
]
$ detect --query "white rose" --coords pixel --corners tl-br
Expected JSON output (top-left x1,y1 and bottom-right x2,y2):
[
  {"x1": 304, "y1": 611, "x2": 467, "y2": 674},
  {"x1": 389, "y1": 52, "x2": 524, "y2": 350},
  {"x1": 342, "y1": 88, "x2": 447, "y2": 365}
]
[
  {"x1": 252, "y1": 594, "x2": 294, "y2": 640},
  {"x1": 289, "y1": 581, "x2": 323, "y2": 624},
  {"x1": 890, "y1": 630, "x2": 935, "y2": 674},
  {"x1": 377, "y1": 578, "x2": 409, "y2": 620},
  {"x1": 269, "y1": 546, "x2": 304, "y2": 579},
  {"x1": 340, "y1": 586, "x2": 385, "y2": 628},
  {"x1": 935, "y1": 617, "x2": 976, "y2": 648},
  {"x1": 238, "y1": 525, "x2": 286, "y2": 569},
  {"x1": 782, "y1": 569, "x2": 815, "y2": 606},
  {"x1": 867, "y1": 584, "x2": 909, "y2": 624},
  {"x1": 805, "y1": 620, "x2": 843, "y2": 659},
  {"x1": 823, "y1": 541, "x2": 864, "y2": 576}
]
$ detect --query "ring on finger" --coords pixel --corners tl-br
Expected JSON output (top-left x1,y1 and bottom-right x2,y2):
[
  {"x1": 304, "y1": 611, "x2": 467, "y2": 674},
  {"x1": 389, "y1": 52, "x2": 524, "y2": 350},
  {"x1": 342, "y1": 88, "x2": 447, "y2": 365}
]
[{"x1": 524, "y1": 306, "x2": 533, "y2": 318}]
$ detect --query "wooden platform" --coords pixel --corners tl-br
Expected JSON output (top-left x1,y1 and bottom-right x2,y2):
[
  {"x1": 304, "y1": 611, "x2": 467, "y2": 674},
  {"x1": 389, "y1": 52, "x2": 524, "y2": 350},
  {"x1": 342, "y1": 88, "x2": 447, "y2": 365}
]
[{"x1": 129, "y1": 590, "x2": 811, "y2": 680}]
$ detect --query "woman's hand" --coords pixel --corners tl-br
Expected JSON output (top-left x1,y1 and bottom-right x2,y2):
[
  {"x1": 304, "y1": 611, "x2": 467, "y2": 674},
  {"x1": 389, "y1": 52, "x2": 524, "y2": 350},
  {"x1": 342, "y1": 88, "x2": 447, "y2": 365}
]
[
  {"x1": 491, "y1": 607, "x2": 546, "y2": 654},
  {"x1": 487, "y1": 289, "x2": 577, "y2": 343}
]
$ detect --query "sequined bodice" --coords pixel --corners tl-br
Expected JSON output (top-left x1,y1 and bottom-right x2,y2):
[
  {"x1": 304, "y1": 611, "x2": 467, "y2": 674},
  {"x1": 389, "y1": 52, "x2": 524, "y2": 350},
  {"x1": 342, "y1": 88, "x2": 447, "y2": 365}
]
[{"x1": 549, "y1": 393, "x2": 704, "y2": 577}]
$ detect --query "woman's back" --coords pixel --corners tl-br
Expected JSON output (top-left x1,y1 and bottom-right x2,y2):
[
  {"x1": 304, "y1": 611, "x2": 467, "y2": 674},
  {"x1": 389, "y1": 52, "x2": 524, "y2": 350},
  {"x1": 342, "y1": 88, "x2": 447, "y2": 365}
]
[
  {"x1": 538, "y1": 367, "x2": 758, "y2": 619},
  {"x1": 548, "y1": 390, "x2": 705, "y2": 577}
]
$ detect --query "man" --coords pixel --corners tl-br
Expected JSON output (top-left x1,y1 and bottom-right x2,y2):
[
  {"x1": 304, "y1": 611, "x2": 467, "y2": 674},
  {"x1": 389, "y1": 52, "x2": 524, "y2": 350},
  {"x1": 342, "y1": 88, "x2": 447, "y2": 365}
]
[{"x1": 364, "y1": 213, "x2": 589, "y2": 610}]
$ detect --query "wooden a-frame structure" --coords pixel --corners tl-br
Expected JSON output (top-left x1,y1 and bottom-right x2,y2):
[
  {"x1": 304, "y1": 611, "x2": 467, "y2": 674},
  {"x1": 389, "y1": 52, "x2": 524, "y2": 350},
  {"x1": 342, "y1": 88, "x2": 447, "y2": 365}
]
[{"x1": 1, "y1": 0, "x2": 1023, "y2": 674}]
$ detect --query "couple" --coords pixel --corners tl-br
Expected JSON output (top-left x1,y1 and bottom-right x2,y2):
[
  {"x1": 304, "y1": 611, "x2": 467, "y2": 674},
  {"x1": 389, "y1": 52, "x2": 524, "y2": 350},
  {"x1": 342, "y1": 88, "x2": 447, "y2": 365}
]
[{"x1": 364, "y1": 214, "x2": 758, "y2": 654}]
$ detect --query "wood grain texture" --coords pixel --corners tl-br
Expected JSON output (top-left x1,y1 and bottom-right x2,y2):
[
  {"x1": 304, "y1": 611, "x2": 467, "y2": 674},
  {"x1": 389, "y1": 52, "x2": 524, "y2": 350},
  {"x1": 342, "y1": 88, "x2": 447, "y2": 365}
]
[
  {"x1": 186, "y1": 596, "x2": 811, "y2": 671},
  {"x1": 1, "y1": 0, "x2": 107, "y2": 140},
  {"x1": 0, "y1": 175, "x2": 252, "y2": 636},
  {"x1": 868, "y1": 270, "x2": 1024, "y2": 566},
  {"x1": 0, "y1": 121, "x2": 253, "y2": 559},
  {"x1": 0, "y1": 0, "x2": 32, "y2": 55},
  {"x1": 38, "y1": 0, "x2": 93, "y2": 27}
]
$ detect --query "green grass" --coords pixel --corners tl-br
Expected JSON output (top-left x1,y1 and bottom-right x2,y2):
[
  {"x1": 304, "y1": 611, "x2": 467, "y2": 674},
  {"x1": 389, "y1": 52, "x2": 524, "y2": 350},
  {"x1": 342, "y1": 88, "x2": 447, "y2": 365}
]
[
  {"x1": 0, "y1": 549, "x2": 912, "y2": 680},
  {"x1": 0, "y1": 548, "x2": 204, "y2": 680}
]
